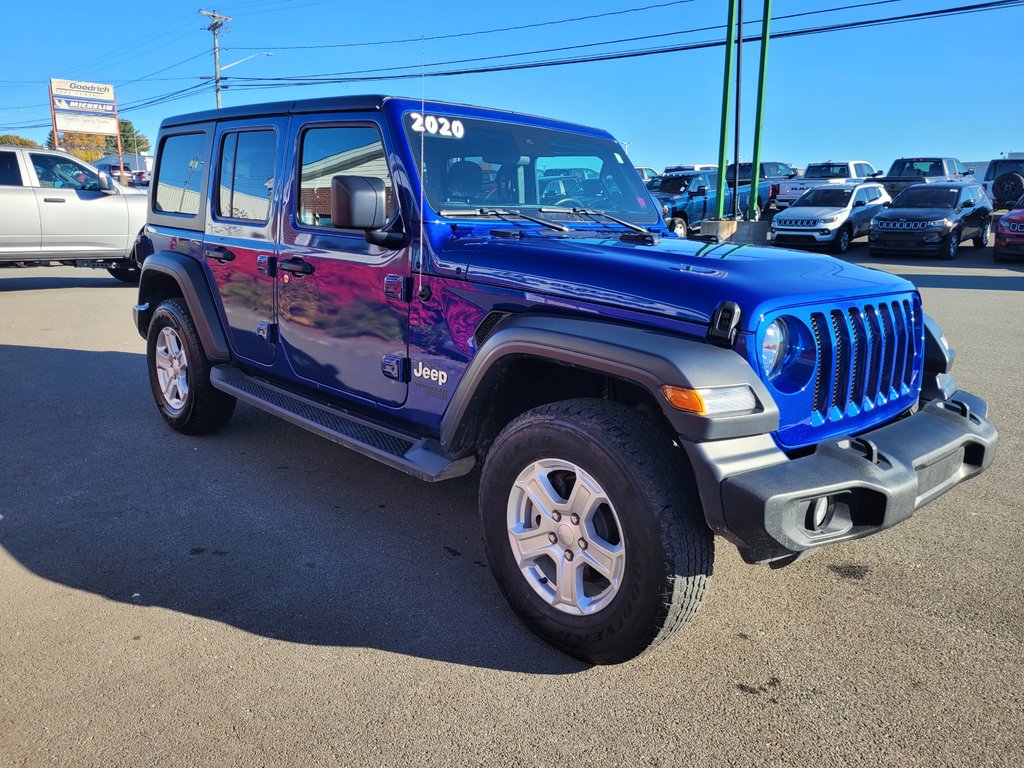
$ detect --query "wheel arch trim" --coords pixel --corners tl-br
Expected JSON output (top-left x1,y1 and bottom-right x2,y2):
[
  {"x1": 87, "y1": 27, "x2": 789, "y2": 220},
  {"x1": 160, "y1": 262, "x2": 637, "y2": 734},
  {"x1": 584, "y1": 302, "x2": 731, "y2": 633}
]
[
  {"x1": 440, "y1": 314, "x2": 779, "y2": 452},
  {"x1": 135, "y1": 252, "x2": 231, "y2": 361}
]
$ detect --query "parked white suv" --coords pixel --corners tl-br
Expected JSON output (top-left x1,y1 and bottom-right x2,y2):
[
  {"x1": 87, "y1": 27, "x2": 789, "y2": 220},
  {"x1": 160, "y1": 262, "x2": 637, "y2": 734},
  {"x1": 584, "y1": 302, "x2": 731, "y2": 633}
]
[
  {"x1": 770, "y1": 181, "x2": 890, "y2": 254},
  {"x1": 776, "y1": 160, "x2": 879, "y2": 209},
  {"x1": 0, "y1": 146, "x2": 147, "y2": 282}
]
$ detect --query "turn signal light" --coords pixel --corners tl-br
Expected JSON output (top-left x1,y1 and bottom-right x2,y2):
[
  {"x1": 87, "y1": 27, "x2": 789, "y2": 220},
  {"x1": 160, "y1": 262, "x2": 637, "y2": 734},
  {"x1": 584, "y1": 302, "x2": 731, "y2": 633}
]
[
  {"x1": 661, "y1": 385, "x2": 758, "y2": 416},
  {"x1": 660, "y1": 386, "x2": 706, "y2": 414}
]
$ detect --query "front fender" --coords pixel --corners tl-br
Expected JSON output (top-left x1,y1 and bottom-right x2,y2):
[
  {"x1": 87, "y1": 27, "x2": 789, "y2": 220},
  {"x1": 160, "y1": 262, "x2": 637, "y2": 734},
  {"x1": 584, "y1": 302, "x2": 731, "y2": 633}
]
[
  {"x1": 135, "y1": 252, "x2": 231, "y2": 361},
  {"x1": 440, "y1": 314, "x2": 779, "y2": 452}
]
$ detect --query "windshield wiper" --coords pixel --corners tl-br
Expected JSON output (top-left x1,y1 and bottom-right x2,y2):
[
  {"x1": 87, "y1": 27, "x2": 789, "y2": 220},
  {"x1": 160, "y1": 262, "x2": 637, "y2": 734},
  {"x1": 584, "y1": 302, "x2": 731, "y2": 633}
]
[
  {"x1": 438, "y1": 207, "x2": 569, "y2": 232},
  {"x1": 539, "y1": 207, "x2": 649, "y2": 234}
]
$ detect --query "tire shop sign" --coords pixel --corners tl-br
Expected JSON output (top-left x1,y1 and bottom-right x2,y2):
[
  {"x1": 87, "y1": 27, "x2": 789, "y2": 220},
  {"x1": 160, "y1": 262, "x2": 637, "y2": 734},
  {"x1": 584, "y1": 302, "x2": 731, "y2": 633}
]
[{"x1": 49, "y1": 79, "x2": 119, "y2": 135}]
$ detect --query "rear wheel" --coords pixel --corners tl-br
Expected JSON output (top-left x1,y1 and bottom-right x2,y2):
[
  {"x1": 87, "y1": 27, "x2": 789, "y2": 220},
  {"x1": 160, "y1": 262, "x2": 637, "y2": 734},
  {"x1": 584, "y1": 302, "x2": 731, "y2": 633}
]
[
  {"x1": 670, "y1": 216, "x2": 688, "y2": 237},
  {"x1": 147, "y1": 298, "x2": 236, "y2": 434},
  {"x1": 479, "y1": 399, "x2": 714, "y2": 664},
  {"x1": 107, "y1": 265, "x2": 140, "y2": 283}
]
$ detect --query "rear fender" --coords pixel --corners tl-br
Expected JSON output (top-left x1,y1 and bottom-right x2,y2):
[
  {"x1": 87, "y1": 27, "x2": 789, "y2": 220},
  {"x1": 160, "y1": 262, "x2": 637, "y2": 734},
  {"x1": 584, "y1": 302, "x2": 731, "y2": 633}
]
[{"x1": 134, "y1": 252, "x2": 230, "y2": 361}]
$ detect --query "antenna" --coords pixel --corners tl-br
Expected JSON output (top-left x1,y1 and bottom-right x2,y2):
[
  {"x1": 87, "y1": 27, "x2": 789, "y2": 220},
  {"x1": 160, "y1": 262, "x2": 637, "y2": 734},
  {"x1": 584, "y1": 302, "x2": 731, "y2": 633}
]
[{"x1": 417, "y1": 36, "x2": 426, "y2": 297}]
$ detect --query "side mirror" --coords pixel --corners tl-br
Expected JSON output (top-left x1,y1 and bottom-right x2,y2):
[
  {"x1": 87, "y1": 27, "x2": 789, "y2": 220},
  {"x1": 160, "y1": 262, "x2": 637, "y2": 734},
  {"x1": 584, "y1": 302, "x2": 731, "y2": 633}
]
[
  {"x1": 882, "y1": 201, "x2": 891, "y2": 207},
  {"x1": 871, "y1": 170, "x2": 884, "y2": 177},
  {"x1": 961, "y1": 199, "x2": 974, "y2": 209},
  {"x1": 98, "y1": 171, "x2": 116, "y2": 195},
  {"x1": 330, "y1": 175, "x2": 406, "y2": 248},
  {"x1": 786, "y1": 172, "x2": 798, "y2": 179},
  {"x1": 964, "y1": 168, "x2": 975, "y2": 175},
  {"x1": 693, "y1": 185, "x2": 708, "y2": 196},
  {"x1": 854, "y1": 200, "x2": 867, "y2": 207}
]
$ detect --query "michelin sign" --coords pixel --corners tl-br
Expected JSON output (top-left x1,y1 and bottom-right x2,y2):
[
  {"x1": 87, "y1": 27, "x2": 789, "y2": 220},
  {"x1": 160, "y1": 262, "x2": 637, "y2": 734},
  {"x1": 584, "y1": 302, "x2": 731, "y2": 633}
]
[{"x1": 50, "y1": 79, "x2": 118, "y2": 135}]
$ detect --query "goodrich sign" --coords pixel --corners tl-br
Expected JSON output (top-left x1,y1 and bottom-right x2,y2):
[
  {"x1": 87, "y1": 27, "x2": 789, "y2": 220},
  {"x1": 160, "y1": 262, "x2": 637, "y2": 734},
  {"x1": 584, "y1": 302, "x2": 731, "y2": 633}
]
[{"x1": 49, "y1": 79, "x2": 118, "y2": 135}]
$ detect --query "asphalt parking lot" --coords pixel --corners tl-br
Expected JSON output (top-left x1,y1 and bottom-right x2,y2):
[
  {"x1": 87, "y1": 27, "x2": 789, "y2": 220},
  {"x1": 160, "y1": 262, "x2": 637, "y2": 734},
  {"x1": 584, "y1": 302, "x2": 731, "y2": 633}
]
[{"x1": 1, "y1": 242, "x2": 1022, "y2": 767}]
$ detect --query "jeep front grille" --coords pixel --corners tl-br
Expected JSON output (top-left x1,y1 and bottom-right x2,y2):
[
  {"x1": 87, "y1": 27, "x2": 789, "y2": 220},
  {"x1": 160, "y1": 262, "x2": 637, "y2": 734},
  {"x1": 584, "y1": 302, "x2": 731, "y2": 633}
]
[
  {"x1": 775, "y1": 218, "x2": 817, "y2": 227},
  {"x1": 875, "y1": 220, "x2": 927, "y2": 230},
  {"x1": 1008, "y1": 222, "x2": 1024, "y2": 233},
  {"x1": 773, "y1": 293, "x2": 923, "y2": 449}
]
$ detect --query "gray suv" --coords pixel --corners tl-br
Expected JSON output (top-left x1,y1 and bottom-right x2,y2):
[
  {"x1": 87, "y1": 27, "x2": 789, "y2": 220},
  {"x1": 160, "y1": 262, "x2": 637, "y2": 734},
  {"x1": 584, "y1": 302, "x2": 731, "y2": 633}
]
[{"x1": 0, "y1": 146, "x2": 147, "y2": 282}]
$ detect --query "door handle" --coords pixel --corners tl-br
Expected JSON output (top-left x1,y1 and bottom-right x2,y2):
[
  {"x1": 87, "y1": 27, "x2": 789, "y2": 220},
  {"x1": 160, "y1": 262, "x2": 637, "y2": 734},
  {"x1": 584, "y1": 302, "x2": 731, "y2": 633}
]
[
  {"x1": 207, "y1": 246, "x2": 235, "y2": 264},
  {"x1": 43, "y1": 197, "x2": 66, "y2": 203},
  {"x1": 278, "y1": 258, "x2": 314, "y2": 275}
]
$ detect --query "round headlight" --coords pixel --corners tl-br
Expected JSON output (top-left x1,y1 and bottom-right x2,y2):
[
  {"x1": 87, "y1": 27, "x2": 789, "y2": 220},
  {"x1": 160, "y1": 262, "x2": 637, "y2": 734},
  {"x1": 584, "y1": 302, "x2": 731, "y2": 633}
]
[{"x1": 761, "y1": 319, "x2": 788, "y2": 378}]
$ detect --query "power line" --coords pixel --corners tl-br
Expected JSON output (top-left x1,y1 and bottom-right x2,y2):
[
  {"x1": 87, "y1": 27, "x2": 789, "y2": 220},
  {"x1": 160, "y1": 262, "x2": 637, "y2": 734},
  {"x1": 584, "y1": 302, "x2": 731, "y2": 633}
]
[
  {"x1": 228, "y1": 0, "x2": 697, "y2": 51},
  {"x1": 224, "y1": 0, "x2": 1023, "y2": 89},
  {"x1": 227, "y1": 0, "x2": 912, "y2": 84}
]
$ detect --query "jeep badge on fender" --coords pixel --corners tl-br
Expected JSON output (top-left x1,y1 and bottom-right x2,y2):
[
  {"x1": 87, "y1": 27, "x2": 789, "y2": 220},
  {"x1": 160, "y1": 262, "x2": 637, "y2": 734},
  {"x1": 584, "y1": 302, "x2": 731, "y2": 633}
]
[{"x1": 131, "y1": 96, "x2": 997, "y2": 665}]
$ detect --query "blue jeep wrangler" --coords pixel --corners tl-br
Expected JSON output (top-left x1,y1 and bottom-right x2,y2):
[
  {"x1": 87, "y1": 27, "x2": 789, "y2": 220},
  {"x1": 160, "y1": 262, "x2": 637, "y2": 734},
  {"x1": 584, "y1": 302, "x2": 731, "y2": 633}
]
[{"x1": 133, "y1": 96, "x2": 997, "y2": 664}]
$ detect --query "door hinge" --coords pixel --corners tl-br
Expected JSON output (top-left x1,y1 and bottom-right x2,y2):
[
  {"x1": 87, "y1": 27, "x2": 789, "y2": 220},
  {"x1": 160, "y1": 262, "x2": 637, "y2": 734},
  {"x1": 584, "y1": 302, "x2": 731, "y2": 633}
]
[
  {"x1": 257, "y1": 254, "x2": 276, "y2": 277},
  {"x1": 381, "y1": 355, "x2": 409, "y2": 381},
  {"x1": 257, "y1": 321, "x2": 277, "y2": 343},
  {"x1": 384, "y1": 274, "x2": 411, "y2": 302}
]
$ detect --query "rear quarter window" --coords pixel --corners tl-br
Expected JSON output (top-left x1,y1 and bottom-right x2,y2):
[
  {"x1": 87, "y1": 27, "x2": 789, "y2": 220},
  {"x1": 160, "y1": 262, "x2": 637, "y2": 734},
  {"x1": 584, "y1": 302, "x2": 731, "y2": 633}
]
[{"x1": 154, "y1": 132, "x2": 208, "y2": 216}]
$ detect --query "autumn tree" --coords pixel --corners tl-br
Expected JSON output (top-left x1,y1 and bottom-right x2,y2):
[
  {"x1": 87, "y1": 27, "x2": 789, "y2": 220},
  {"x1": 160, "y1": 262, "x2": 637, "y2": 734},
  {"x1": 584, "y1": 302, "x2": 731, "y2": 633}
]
[
  {"x1": 0, "y1": 134, "x2": 40, "y2": 147},
  {"x1": 45, "y1": 131, "x2": 107, "y2": 162}
]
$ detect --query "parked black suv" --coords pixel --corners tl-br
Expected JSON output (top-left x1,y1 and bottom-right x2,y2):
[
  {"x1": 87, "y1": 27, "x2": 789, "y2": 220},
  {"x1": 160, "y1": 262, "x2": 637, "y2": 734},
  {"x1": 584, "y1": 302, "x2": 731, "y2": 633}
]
[{"x1": 869, "y1": 181, "x2": 992, "y2": 259}]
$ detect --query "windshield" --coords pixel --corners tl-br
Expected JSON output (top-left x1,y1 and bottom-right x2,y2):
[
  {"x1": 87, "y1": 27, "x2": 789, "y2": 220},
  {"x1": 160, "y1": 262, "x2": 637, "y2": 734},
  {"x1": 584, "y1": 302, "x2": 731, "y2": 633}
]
[
  {"x1": 649, "y1": 175, "x2": 693, "y2": 194},
  {"x1": 985, "y1": 160, "x2": 1024, "y2": 180},
  {"x1": 793, "y1": 188, "x2": 852, "y2": 207},
  {"x1": 804, "y1": 164, "x2": 850, "y2": 179},
  {"x1": 887, "y1": 159, "x2": 945, "y2": 178},
  {"x1": 891, "y1": 187, "x2": 959, "y2": 209},
  {"x1": 403, "y1": 111, "x2": 658, "y2": 224}
]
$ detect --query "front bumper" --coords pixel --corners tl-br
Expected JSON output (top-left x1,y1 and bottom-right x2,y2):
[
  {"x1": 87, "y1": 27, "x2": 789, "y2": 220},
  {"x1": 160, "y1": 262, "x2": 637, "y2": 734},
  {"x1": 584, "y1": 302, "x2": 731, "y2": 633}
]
[
  {"x1": 869, "y1": 230, "x2": 948, "y2": 251},
  {"x1": 771, "y1": 227, "x2": 839, "y2": 246},
  {"x1": 687, "y1": 390, "x2": 997, "y2": 563}
]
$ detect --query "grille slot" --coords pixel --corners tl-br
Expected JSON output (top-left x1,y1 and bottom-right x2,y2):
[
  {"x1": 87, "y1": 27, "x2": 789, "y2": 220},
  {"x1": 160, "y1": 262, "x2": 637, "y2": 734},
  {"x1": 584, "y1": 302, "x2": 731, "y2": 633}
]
[
  {"x1": 802, "y1": 296, "x2": 922, "y2": 432},
  {"x1": 474, "y1": 311, "x2": 509, "y2": 347}
]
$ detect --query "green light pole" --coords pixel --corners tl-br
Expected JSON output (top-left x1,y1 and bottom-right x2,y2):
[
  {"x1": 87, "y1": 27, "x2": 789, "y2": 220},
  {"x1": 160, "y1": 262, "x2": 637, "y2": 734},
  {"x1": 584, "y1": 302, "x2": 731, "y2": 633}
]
[
  {"x1": 714, "y1": 0, "x2": 740, "y2": 220},
  {"x1": 747, "y1": 0, "x2": 772, "y2": 221}
]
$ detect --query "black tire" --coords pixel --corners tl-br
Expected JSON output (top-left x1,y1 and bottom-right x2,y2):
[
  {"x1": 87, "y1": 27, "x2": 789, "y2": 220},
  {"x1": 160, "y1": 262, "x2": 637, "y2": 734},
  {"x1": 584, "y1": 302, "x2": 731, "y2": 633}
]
[
  {"x1": 669, "y1": 216, "x2": 688, "y2": 237},
  {"x1": 973, "y1": 218, "x2": 990, "y2": 248},
  {"x1": 479, "y1": 399, "x2": 713, "y2": 664},
  {"x1": 993, "y1": 172, "x2": 1024, "y2": 209},
  {"x1": 831, "y1": 226, "x2": 852, "y2": 254},
  {"x1": 107, "y1": 266, "x2": 140, "y2": 284},
  {"x1": 147, "y1": 298, "x2": 236, "y2": 435},
  {"x1": 941, "y1": 229, "x2": 960, "y2": 260}
]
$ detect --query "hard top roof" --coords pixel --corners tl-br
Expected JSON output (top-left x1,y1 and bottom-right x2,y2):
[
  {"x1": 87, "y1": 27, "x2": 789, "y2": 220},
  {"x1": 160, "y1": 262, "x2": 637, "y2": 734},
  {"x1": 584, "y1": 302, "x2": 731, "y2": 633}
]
[{"x1": 159, "y1": 94, "x2": 608, "y2": 137}]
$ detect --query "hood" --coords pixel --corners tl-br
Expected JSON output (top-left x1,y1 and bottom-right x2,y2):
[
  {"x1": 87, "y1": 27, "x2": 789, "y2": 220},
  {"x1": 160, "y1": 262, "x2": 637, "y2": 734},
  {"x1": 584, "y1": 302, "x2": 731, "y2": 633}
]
[
  {"x1": 774, "y1": 205, "x2": 847, "y2": 221},
  {"x1": 457, "y1": 232, "x2": 914, "y2": 331},
  {"x1": 874, "y1": 206, "x2": 953, "y2": 222}
]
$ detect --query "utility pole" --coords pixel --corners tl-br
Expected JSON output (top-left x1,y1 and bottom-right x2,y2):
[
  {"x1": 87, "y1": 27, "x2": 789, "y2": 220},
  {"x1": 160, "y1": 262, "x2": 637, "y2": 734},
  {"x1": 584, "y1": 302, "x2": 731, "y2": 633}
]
[{"x1": 199, "y1": 9, "x2": 232, "y2": 109}]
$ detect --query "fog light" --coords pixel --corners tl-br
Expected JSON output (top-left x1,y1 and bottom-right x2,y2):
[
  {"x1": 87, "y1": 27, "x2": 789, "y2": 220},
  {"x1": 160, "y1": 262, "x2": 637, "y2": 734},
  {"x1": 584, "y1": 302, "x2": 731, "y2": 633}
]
[
  {"x1": 819, "y1": 229, "x2": 830, "y2": 235},
  {"x1": 807, "y1": 496, "x2": 836, "y2": 531}
]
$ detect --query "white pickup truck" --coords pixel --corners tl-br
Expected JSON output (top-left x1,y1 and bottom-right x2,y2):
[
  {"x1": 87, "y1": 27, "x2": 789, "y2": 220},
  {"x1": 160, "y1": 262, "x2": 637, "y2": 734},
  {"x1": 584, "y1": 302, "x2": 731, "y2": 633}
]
[
  {"x1": 0, "y1": 146, "x2": 147, "y2": 282},
  {"x1": 776, "y1": 160, "x2": 880, "y2": 209}
]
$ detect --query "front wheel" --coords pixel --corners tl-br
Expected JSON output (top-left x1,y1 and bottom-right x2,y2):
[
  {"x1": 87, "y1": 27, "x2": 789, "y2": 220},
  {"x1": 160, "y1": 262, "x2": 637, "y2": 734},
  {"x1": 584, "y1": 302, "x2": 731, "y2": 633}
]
[
  {"x1": 942, "y1": 229, "x2": 960, "y2": 260},
  {"x1": 669, "y1": 216, "x2": 688, "y2": 237},
  {"x1": 147, "y1": 298, "x2": 236, "y2": 434},
  {"x1": 479, "y1": 399, "x2": 714, "y2": 664},
  {"x1": 831, "y1": 226, "x2": 852, "y2": 254},
  {"x1": 973, "y1": 219, "x2": 990, "y2": 248}
]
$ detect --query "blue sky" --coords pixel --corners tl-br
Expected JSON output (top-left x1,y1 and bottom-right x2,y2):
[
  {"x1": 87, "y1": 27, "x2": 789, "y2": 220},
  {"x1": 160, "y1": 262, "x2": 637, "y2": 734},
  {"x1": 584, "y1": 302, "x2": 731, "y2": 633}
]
[{"x1": 1, "y1": 0, "x2": 1020, "y2": 171}]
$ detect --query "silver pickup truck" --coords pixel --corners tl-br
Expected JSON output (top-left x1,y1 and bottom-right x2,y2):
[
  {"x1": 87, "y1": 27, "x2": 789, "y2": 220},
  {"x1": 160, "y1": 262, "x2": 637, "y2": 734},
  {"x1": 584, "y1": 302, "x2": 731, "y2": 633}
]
[{"x1": 0, "y1": 146, "x2": 147, "y2": 282}]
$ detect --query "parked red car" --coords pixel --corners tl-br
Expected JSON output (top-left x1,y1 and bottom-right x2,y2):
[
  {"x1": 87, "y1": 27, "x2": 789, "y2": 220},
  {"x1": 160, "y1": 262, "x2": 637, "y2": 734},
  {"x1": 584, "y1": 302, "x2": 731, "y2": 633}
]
[{"x1": 994, "y1": 196, "x2": 1024, "y2": 262}]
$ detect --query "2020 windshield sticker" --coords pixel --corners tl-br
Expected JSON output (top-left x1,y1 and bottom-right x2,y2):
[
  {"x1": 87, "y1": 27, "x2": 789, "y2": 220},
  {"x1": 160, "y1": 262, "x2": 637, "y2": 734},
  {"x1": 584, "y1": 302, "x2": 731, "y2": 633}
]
[{"x1": 408, "y1": 112, "x2": 465, "y2": 139}]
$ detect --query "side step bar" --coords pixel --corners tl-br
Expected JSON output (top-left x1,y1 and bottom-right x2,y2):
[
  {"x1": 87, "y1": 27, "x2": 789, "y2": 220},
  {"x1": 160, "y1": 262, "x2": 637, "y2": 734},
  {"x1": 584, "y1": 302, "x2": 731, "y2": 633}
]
[{"x1": 210, "y1": 365, "x2": 476, "y2": 482}]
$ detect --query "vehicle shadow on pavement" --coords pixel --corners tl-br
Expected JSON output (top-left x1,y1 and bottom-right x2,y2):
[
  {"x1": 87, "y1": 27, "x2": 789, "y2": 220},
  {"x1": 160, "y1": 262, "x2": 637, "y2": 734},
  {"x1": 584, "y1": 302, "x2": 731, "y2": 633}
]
[
  {"x1": 0, "y1": 275, "x2": 133, "y2": 292},
  {"x1": 0, "y1": 343, "x2": 584, "y2": 675}
]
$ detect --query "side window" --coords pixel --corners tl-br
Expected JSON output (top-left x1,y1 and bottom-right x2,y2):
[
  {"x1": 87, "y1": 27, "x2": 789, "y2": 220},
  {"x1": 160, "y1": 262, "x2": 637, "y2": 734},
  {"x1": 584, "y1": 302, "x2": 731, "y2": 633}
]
[
  {"x1": 868, "y1": 186, "x2": 881, "y2": 202},
  {"x1": 853, "y1": 188, "x2": 868, "y2": 205},
  {"x1": 297, "y1": 124, "x2": 393, "y2": 229},
  {"x1": 216, "y1": 129, "x2": 276, "y2": 223},
  {"x1": 30, "y1": 153, "x2": 99, "y2": 191},
  {"x1": 154, "y1": 133, "x2": 207, "y2": 215},
  {"x1": 855, "y1": 163, "x2": 870, "y2": 178},
  {"x1": 0, "y1": 150, "x2": 22, "y2": 186},
  {"x1": 953, "y1": 159, "x2": 966, "y2": 176}
]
